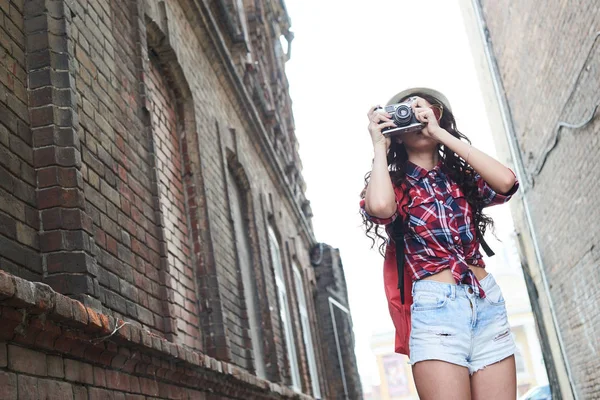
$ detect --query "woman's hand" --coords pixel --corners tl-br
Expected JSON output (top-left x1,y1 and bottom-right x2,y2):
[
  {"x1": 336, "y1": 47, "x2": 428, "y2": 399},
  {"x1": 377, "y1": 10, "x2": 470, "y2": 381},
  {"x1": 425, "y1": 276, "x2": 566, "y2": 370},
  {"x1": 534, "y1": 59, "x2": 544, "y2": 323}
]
[
  {"x1": 411, "y1": 97, "x2": 445, "y2": 141},
  {"x1": 367, "y1": 106, "x2": 396, "y2": 150}
]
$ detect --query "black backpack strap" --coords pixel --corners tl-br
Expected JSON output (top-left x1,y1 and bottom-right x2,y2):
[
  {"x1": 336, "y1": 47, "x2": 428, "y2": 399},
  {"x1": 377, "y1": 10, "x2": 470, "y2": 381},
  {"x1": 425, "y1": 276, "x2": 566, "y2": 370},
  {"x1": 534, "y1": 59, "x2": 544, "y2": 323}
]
[
  {"x1": 391, "y1": 216, "x2": 406, "y2": 304},
  {"x1": 479, "y1": 235, "x2": 495, "y2": 257}
]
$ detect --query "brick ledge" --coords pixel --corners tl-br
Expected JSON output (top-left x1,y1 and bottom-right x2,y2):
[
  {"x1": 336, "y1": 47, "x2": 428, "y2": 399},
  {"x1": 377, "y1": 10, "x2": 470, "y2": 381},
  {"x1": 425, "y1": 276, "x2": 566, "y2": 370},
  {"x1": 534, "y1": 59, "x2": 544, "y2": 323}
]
[{"x1": 0, "y1": 270, "x2": 312, "y2": 399}]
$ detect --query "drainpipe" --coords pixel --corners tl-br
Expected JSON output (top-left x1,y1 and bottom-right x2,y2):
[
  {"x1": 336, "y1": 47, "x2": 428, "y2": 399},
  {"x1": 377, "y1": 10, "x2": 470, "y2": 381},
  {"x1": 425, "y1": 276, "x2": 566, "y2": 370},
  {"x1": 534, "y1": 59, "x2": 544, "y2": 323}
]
[{"x1": 470, "y1": 1, "x2": 578, "y2": 398}]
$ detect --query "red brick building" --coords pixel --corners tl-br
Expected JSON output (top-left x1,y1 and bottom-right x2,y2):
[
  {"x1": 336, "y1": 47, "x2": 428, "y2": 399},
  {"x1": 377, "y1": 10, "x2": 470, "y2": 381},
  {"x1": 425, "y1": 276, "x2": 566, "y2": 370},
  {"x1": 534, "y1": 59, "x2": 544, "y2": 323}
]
[
  {"x1": 0, "y1": 0, "x2": 362, "y2": 398},
  {"x1": 460, "y1": 1, "x2": 600, "y2": 399}
]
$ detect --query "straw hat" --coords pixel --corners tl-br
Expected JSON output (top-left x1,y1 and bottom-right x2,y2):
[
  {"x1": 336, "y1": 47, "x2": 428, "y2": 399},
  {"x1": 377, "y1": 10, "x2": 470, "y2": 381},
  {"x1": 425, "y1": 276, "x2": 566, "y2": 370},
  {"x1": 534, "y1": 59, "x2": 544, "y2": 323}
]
[{"x1": 386, "y1": 87, "x2": 452, "y2": 113}]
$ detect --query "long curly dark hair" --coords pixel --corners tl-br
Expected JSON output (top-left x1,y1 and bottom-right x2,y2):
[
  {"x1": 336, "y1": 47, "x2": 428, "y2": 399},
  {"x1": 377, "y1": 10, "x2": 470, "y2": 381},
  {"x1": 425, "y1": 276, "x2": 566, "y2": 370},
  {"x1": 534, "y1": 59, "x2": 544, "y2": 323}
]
[{"x1": 361, "y1": 92, "x2": 494, "y2": 256}]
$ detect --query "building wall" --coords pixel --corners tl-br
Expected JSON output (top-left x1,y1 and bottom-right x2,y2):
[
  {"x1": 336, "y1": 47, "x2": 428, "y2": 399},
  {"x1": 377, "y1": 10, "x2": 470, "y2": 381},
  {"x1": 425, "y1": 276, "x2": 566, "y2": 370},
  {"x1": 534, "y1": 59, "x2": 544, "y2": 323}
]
[
  {"x1": 459, "y1": 0, "x2": 600, "y2": 398},
  {"x1": 0, "y1": 0, "x2": 359, "y2": 398},
  {"x1": 0, "y1": 0, "x2": 41, "y2": 283},
  {"x1": 312, "y1": 244, "x2": 364, "y2": 400}
]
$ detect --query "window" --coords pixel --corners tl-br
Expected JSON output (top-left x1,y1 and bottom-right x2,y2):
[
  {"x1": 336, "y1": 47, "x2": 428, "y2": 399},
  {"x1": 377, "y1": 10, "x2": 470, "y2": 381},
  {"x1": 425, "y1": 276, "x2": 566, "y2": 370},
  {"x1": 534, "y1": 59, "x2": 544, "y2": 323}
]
[
  {"x1": 229, "y1": 174, "x2": 266, "y2": 378},
  {"x1": 235, "y1": 0, "x2": 249, "y2": 43},
  {"x1": 293, "y1": 262, "x2": 321, "y2": 398},
  {"x1": 218, "y1": 0, "x2": 248, "y2": 43},
  {"x1": 329, "y1": 297, "x2": 352, "y2": 398},
  {"x1": 147, "y1": 51, "x2": 200, "y2": 339},
  {"x1": 279, "y1": 35, "x2": 290, "y2": 57},
  {"x1": 268, "y1": 226, "x2": 301, "y2": 390}
]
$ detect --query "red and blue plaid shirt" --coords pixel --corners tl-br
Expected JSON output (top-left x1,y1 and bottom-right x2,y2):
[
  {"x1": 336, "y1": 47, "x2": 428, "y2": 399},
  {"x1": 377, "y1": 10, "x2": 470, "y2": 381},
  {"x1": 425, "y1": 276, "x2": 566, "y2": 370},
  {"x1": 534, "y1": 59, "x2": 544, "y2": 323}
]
[{"x1": 360, "y1": 160, "x2": 518, "y2": 355}]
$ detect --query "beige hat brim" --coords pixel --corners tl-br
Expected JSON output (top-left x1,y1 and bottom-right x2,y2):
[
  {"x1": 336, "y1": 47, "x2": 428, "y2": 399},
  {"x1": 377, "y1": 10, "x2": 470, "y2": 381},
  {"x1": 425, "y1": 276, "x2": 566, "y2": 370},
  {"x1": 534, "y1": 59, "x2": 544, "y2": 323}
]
[{"x1": 386, "y1": 87, "x2": 452, "y2": 113}]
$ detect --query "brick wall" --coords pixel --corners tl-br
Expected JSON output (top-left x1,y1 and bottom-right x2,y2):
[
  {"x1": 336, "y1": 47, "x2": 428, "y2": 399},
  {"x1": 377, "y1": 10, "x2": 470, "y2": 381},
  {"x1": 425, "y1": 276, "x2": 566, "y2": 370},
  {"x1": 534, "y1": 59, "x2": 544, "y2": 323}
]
[
  {"x1": 146, "y1": 50, "x2": 202, "y2": 350},
  {"x1": 71, "y1": 0, "x2": 170, "y2": 335},
  {"x1": 0, "y1": 0, "x2": 41, "y2": 283},
  {"x1": 479, "y1": 1, "x2": 600, "y2": 398},
  {"x1": 0, "y1": 270, "x2": 313, "y2": 399},
  {"x1": 0, "y1": 0, "x2": 361, "y2": 398}
]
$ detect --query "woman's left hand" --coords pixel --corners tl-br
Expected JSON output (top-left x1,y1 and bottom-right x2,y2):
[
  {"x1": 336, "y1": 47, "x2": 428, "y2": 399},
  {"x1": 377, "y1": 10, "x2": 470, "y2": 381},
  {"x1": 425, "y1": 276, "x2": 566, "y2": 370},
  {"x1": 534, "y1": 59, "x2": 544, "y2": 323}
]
[{"x1": 411, "y1": 97, "x2": 444, "y2": 141}]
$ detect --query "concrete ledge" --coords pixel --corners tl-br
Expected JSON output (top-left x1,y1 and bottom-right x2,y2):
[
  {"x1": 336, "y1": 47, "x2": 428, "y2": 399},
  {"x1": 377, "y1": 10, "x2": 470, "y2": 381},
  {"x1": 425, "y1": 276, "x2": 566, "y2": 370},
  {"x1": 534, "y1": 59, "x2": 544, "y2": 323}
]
[{"x1": 0, "y1": 270, "x2": 312, "y2": 399}]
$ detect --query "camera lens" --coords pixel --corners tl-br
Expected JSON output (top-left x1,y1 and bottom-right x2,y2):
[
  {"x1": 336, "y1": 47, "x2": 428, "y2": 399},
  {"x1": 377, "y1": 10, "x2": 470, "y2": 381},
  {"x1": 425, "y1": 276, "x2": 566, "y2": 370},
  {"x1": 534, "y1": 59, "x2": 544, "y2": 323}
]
[{"x1": 393, "y1": 105, "x2": 412, "y2": 125}]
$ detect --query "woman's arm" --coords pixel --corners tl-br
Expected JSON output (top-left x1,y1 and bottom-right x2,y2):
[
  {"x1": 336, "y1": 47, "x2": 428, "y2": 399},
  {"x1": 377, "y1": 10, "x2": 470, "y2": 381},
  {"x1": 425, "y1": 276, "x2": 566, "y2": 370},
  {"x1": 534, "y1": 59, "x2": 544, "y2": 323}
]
[
  {"x1": 363, "y1": 106, "x2": 397, "y2": 218},
  {"x1": 438, "y1": 133, "x2": 516, "y2": 194},
  {"x1": 364, "y1": 143, "x2": 397, "y2": 218},
  {"x1": 411, "y1": 98, "x2": 516, "y2": 194}
]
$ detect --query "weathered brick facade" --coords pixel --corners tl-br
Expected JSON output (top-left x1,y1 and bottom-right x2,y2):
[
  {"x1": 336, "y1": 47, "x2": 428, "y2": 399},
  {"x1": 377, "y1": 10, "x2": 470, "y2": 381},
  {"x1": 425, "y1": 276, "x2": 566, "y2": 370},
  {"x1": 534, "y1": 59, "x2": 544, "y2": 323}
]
[
  {"x1": 0, "y1": 0, "x2": 360, "y2": 398},
  {"x1": 468, "y1": 1, "x2": 600, "y2": 398},
  {"x1": 311, "y1": 244, "x2": 363, "y2": 400}
]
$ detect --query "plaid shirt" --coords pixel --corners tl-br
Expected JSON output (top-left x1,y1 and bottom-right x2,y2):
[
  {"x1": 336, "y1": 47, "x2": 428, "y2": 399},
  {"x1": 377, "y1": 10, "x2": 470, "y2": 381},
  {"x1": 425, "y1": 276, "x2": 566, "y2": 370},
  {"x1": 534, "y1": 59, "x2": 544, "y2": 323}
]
[{"x1": 360, "y1": 160, "x2": 518, "y2": 355}]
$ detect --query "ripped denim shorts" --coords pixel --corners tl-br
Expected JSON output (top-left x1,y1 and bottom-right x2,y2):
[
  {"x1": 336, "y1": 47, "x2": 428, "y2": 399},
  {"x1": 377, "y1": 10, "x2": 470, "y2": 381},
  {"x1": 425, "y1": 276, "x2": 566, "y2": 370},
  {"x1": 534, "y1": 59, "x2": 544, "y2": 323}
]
[{"x1": 408, "y1": 273, "x2": 516, "y2": 375}]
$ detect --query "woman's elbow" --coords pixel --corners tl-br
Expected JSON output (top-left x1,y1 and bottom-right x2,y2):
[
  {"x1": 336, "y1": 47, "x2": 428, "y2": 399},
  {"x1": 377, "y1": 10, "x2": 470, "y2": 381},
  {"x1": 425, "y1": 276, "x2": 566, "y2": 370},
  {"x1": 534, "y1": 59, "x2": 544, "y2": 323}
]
[
  {"x1": 365, "y1": 200, "x2": 397, "y2": 219},
  {"x1": 500, "y1": 172, "x2": 517, "y2": 194}
]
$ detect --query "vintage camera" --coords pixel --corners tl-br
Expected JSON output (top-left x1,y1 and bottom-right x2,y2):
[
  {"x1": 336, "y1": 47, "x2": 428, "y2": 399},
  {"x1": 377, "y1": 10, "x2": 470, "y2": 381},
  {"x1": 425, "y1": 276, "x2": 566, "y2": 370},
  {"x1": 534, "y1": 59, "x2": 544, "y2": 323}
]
[{"x1": 375, "y1": 98, "x2": 424, "y2": 136}]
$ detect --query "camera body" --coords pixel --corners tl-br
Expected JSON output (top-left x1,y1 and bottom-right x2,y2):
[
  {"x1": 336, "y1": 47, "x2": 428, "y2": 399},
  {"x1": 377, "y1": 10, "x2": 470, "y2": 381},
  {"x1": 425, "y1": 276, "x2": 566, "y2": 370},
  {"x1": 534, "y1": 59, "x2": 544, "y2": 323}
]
[{"x1": 375, "y1": 98, "x2": 424, "y2": 136}]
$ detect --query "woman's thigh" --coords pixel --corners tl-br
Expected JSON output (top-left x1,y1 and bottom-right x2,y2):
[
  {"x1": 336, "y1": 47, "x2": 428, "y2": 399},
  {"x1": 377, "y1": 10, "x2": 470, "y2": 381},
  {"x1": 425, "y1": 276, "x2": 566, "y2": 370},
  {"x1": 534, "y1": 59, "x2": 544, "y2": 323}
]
[
  {"x1": 470, "y1": 355, "x2": 516, "y2": 400},
  {"x1": 413, "y1": 360, "x2": 471, "y2": 400}
]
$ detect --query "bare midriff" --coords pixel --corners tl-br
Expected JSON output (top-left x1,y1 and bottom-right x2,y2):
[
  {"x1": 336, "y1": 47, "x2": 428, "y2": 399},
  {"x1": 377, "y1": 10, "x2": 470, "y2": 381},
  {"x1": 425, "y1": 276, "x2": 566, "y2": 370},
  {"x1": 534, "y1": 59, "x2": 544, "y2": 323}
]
[{"x1": 421, "y1": 265, "x2": 488, "y2": 284}]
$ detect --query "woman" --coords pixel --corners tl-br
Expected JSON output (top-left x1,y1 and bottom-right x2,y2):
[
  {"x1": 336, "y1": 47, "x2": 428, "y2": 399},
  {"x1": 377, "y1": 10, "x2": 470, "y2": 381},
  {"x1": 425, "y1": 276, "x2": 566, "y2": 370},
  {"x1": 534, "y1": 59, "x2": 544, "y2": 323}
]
[{"x1": 360, "y1": 88, "x2": 519, "y2": 399}]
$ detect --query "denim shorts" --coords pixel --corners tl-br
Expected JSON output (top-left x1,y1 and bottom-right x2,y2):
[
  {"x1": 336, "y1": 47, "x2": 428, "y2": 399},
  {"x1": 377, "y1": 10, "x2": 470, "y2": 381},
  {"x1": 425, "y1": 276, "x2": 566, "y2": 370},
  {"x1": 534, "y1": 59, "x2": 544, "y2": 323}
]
[{"x1": 408, "y1": 273, "x2": 516, "y2": 374}]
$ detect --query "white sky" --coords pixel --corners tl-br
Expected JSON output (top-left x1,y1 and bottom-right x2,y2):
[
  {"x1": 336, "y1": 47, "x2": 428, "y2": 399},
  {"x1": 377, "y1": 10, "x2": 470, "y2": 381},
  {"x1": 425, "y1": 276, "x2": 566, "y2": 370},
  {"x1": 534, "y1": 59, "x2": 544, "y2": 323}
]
[{"x1": 284, "y1": 0, "x2": 517, "y2": 388}]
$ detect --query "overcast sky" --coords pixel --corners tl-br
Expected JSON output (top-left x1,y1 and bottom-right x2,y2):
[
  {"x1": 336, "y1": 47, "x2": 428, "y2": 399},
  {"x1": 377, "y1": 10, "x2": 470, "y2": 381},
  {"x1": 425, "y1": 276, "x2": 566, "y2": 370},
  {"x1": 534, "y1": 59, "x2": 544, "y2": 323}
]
[{"x1": 283, "y1": 0, "x2": 517, "y2": 388}]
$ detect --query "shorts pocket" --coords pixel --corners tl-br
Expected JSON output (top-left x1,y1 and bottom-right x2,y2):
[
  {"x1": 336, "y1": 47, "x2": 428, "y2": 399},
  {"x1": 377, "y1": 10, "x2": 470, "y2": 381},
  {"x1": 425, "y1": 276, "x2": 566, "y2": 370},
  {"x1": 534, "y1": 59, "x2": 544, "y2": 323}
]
[
  {"x1": 484, "y1": 282, "x2": 506, "y2": 306},
  {"x1": 412, "y1": 291, "x2": 449, "y2": 311}
]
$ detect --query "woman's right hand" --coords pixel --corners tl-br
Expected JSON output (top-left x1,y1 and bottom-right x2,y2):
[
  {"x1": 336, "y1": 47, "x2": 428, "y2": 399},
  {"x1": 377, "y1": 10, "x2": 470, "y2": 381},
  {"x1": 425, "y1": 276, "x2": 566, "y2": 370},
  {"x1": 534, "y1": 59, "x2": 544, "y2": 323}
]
[{"x1": 367, "y1": 106, "x2": 396, "y2": 150}]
